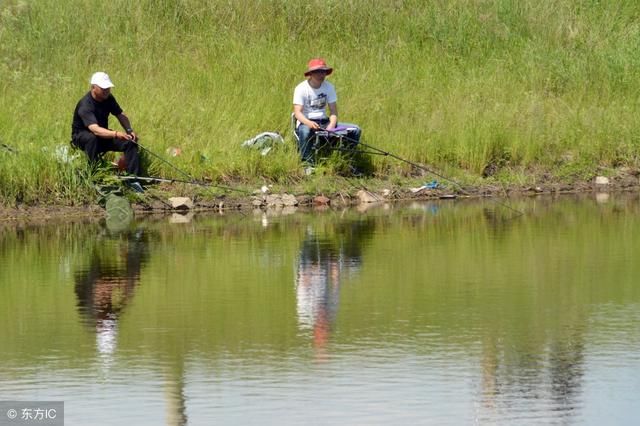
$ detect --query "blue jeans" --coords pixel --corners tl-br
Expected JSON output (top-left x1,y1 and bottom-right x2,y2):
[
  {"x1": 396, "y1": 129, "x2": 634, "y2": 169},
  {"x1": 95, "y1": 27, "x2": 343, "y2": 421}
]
[{"x1": 296, "y1": 120, "x2": 361, "y2": 163}]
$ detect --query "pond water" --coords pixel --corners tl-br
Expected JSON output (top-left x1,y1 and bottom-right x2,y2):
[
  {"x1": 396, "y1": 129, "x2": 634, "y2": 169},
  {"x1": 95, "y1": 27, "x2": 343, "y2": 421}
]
[{"x1": 1, "y1": 194, "x2": 639, "y2": 425}]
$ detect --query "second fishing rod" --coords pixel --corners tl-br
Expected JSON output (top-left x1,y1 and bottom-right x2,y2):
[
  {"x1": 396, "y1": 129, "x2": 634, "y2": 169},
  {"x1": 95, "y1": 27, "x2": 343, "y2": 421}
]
[
  {"x1": 133, "y1": 140, "x2": 251, "y2": 194},
  {"x1": 317, "y1": 129, "x2": 524, "y2": 216}
]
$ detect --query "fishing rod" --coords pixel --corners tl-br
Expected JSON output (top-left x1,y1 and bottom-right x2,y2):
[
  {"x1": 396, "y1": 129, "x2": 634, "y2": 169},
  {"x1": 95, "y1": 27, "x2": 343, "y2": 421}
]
[
  {"x1": 134, "y1": 141, "x2": 251, "y2": 194},
  {"x1": 321, "y1": 129, "x2": 467, "y2": 188},
  {"x1": 319, "y1": 129, "x2": 524, "y2": 216},
  {"x1": 118, "y1": 175, "x2": 227, "y2": 188}
]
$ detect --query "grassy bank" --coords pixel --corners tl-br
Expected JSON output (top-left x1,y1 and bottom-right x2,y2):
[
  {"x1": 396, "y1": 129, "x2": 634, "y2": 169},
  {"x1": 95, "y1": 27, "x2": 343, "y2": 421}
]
[{"x1": 1, "y1": 0, "x2": 639, "y2": 204}]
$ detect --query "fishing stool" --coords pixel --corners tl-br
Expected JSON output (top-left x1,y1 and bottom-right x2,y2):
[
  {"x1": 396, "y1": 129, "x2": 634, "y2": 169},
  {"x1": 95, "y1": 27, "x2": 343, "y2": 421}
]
[{"x1": 291, "y1": 113, "x2": 360, "y2": 164}]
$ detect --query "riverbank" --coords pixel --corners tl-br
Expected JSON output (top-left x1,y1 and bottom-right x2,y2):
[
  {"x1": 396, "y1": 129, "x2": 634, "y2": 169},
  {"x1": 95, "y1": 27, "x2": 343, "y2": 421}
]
[{"x1": 2, "y1": 166, "x2": 639, "y2": 225}]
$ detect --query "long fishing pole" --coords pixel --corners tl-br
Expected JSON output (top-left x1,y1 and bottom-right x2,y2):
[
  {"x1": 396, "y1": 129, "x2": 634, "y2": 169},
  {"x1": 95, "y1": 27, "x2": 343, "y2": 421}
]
[
  {"x1": 118, "y1": 175, "x2": 226, "y2": 188},
  {"x1": 134, "y1": 141, "x2": 251, "y2": 194},
  {"x1": 323, "y1": 130, "x2": 466, "y2": 190},
  {"x1": 321, "y1": 129, "x2": 524, "y2": 216}
]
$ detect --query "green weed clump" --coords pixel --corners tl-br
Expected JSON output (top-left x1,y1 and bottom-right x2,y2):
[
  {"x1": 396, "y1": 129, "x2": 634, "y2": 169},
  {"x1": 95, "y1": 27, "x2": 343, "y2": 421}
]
[{"x1": 1, "y1": 0, "x2": 640, "y2": 203}]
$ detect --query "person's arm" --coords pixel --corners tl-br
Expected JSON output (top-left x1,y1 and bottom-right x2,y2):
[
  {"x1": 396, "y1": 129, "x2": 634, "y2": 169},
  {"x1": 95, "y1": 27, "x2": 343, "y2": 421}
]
[
  {"x1": 79, "y1": 103, "x2": 129, "y2": 140},
  {"x1": 87, "y1": 123, "x2": 130, "y2": 140},
  {"x1": 116, "y1": 113, "x2": 137, "y2": 141},
  {"x1": 327, "y1": 102, "x2": 338, "y2": 130},
  {"x1": 293, "y1": 104, "x2": 321, "y2": 130}
]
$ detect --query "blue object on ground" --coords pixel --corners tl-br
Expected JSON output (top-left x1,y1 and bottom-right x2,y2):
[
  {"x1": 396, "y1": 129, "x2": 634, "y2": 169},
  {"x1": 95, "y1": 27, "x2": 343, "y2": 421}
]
[{"x1": 424, "y1": 180, "x2": 439, "y2": 189}]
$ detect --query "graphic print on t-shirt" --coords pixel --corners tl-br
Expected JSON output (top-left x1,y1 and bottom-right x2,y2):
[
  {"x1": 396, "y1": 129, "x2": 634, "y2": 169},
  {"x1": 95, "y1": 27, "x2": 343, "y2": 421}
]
[
  {"x1": 307, "y1": 93, "x2": 327, "y2": 120},
  {"x1": 309, "y1": 93, "x2": 327, "y2": 110}
]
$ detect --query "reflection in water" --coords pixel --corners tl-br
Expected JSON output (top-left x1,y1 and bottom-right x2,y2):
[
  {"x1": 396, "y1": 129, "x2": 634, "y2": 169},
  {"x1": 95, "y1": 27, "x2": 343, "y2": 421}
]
[
  {"x1": 481, "y1": 335, "x2": 499, "y2": 414},
  {"x1": 165, "y1": 363, "x2": 188, "y2": 426},
  {"x1": 4, "y1": 196, "x2": 640, "y2": 424},
  {"x1": 549, "y1": 327, "x2": 585, "y2": 410},
  {"x1": 295, "y1": 219, "x2": 375, "y2": 360},
  {"x1": 74, "y1": 228, "x2": 148, "y2": 357},
  {"x1": 73, "y1": 228, "x2": 188, "y2": 426},
  {"x1": 478, "y1": 311, "x2": 587, "y2": 420}
]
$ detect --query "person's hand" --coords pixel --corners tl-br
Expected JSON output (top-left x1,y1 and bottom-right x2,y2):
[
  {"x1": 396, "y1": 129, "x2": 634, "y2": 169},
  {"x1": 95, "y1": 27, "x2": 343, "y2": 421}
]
[
  {"x1": 118, "y1": 129, "x2": 138, "y2": 142},
  {"x1": 308, "y1": 121, "x2": 321, "y2": 130},
  {"x1": 121, "y1": 132, "x2": 136, "y2": 142}
]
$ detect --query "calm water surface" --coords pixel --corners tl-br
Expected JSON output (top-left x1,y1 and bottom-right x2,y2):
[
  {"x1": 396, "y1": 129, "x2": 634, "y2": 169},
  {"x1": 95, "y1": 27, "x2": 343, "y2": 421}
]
[{"x1": 1, "y1": 195, "x2": 639, "y2": 425}]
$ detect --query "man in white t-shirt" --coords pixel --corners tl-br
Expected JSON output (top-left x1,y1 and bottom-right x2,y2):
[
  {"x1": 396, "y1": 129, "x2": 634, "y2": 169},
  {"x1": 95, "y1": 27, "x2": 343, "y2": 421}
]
[{"x1": 292, "y1": 58, "x2": 361, "y2": 164}]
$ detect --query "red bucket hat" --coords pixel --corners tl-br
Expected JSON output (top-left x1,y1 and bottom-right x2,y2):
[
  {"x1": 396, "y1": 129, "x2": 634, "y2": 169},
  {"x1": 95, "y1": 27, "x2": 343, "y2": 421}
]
[{"x1": 304, "y1": 58, "x2": 333, "y2": 76}]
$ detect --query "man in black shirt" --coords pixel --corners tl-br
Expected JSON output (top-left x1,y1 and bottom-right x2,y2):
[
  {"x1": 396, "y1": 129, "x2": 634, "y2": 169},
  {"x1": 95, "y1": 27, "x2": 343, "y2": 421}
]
[{"x1": 71, "y1": 72, "x2": 141, "y2": 175}]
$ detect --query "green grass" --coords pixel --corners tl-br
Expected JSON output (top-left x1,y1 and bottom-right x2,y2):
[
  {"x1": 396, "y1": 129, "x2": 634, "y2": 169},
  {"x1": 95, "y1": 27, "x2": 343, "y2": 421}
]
[{"x1": 1, "y1": 0, "x2": 640, "y2": 204}]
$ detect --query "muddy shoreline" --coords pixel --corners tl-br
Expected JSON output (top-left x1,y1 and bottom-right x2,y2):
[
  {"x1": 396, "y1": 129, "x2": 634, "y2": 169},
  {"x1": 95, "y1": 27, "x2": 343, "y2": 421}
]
[{"x1": 2, "y1": 173, "x2": 639, "y2": 226}]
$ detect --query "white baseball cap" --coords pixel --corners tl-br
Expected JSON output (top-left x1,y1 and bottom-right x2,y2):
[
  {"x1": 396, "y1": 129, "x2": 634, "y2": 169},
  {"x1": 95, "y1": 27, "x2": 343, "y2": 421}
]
[{"x1": 90, "y1": 72, "x2": 114, "y2": 89}]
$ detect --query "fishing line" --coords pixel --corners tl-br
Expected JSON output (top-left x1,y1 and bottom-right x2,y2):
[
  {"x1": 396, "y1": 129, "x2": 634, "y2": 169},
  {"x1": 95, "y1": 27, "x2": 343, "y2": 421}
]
[
  {"x1": 334, "y1": 173, "x2": 382, "y2": 204},
  {"x1": 134, "y1": 141, "x2": 251, "y2": 194},
  {"x1": 119, "y1": 175, "x2": 225, "y2": 188},
  {"x1": 319, "y1": 130, "x2": 524, "y2": 217}
]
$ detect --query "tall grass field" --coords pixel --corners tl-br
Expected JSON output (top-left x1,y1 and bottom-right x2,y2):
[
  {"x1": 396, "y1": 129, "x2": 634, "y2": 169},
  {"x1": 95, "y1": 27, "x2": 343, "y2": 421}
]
[{"x1": 1, "y1": 0, "x2": 639, "y2": 204}]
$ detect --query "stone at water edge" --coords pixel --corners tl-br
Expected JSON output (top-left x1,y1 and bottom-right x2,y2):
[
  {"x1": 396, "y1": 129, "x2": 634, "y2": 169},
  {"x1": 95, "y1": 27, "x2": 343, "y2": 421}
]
[
  {"x1": 281, "y1": 194, "x2": 298, "y2": 206},
  {"x1": 266, "y1": 195, "x2": 284, "y2": 207},
  {"x1": 168, "y1": 197, "x2": 194, "y2": 210},
  {"x1": 357, "y1": 189, "x2": 379, "y2": 203},
  {"x1": 594, "y1": 176, "x2": 610, "y2": 185},
  {"x1": 313, "y1": 195, "x2": 330, "y2": 205}
]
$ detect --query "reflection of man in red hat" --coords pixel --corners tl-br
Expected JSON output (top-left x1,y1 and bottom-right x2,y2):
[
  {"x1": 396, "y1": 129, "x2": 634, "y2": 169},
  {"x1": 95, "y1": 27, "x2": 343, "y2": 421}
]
[{"x1": 293, "y1": 58, "x2": 361, "y2": 164}]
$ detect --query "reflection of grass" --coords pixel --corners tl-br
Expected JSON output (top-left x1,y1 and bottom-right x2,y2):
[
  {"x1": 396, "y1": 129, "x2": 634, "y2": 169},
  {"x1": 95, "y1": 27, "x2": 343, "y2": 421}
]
[
  {"x1": 1, "y1": 198, "x2": 640, "y2": 366},
  {"x1": 2, "y1": 1, "x2": 640, "y2": 203}
]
